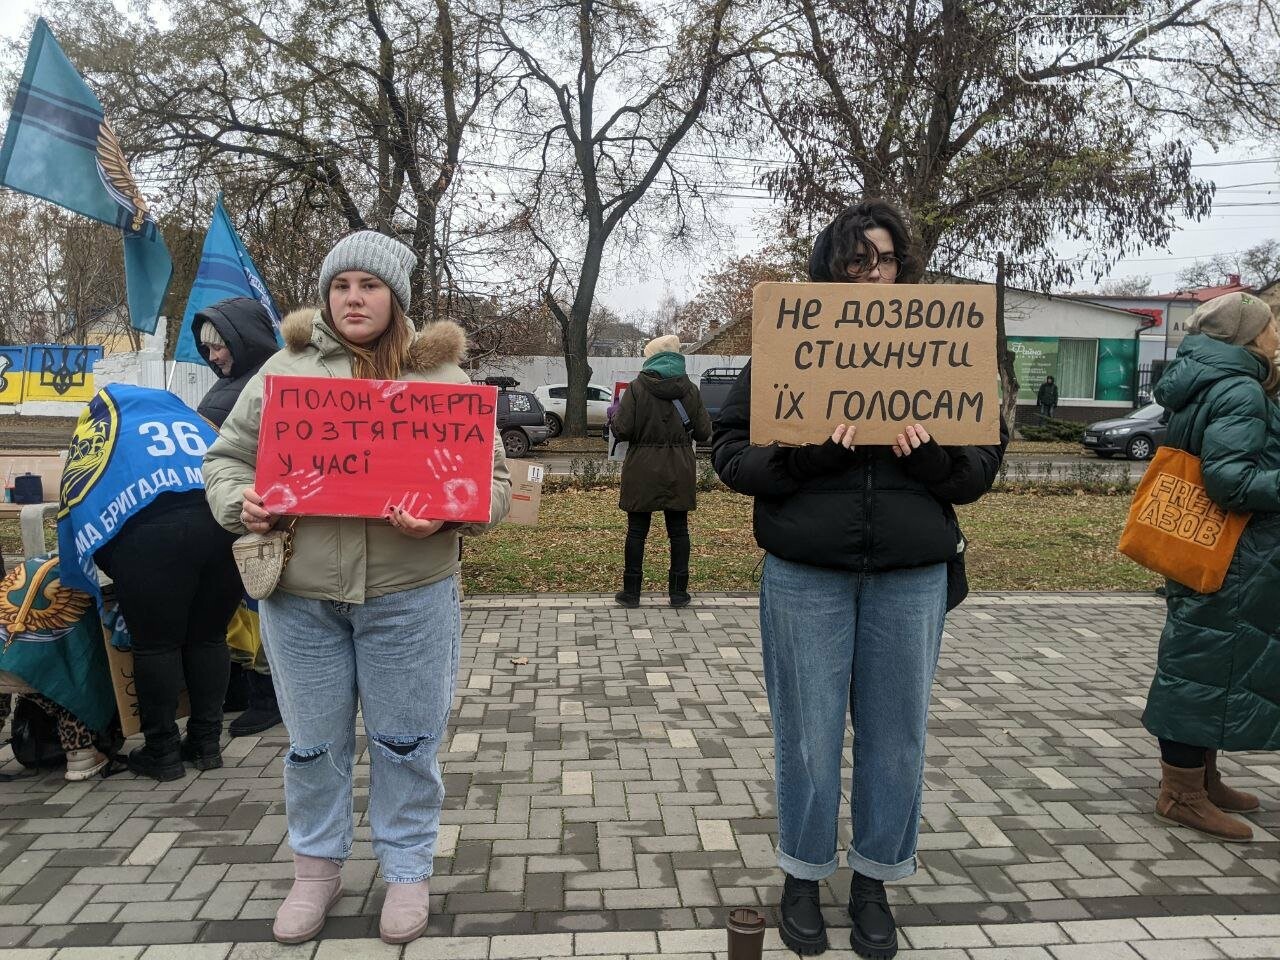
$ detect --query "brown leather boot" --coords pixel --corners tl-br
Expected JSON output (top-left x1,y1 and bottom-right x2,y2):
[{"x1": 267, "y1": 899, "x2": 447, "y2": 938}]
[
  {"x1": 1205, "y1": 750, "x2": 1261, "y2": 813},
  {"x1": 273, "y1": 854, "x2": 343, "y2": 944},
  {"x1": 1156, "y1": 762, "x2": 1253, "y2": 843}
]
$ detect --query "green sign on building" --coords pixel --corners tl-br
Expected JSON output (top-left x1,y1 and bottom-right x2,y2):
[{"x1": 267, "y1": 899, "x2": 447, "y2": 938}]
[{"x1": 1008, "y1": 336, "x2": 1135, "y2": 403}]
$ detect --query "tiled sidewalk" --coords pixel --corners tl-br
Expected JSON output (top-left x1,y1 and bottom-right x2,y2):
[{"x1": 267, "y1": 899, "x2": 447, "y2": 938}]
[{"x1": 0, "y1": 593, "x2": 1276, "y2": 959}]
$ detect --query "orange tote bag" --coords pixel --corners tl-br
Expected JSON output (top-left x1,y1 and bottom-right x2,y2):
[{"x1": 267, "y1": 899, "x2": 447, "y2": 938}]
[{"x1": 1118, "y1": 446, "x2": 1250, "y2": 594}]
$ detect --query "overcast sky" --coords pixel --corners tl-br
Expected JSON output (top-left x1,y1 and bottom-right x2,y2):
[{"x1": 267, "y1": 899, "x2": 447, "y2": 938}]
[{"x1": 3, "y1": 2, "x2": 1275, "y2": 315}]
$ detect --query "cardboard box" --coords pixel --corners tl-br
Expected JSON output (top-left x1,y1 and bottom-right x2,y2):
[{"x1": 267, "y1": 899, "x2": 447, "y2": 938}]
[
  {"x1": 104, "y1": 628, "x2": 188, "y2": 738},
  {"x1": 507, "y1": 461, "x2": 545, "y2": 526}
]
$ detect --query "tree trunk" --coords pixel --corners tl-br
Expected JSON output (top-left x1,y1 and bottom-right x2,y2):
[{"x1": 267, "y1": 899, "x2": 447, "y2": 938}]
[
  {"x1": 995, "y1": 252, "x2": 1019, "y2": 435},
  {"x1": 560, "y1": 240, "x2": 604, "y2": 437}
]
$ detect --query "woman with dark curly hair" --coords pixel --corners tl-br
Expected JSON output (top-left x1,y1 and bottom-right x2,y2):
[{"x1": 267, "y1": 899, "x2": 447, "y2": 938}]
[{"x1": 714, "y1": 200, "x2": 1007, "y2": 958}]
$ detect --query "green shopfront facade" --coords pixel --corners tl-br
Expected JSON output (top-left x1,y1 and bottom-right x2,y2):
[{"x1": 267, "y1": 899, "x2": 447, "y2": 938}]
[{"x1": 1003, "y1": 290, "x2": 1144, "y2": 425}]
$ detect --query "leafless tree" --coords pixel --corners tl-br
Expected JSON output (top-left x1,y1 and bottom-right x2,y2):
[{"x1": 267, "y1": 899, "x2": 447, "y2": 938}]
[
  {"x1": 477, "y1": 0, "x2": 784, "y2": 433},
  {"x1": 38, "y1": 0, "x2": 511, "y2": 327}
]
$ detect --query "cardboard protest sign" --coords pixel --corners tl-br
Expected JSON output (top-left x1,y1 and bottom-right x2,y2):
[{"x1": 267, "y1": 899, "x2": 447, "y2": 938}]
[
  {"x1": 507, "y1": 461, "x2": 545, "y2": 526},
  {"x1": 750, "y1": 282, "x2": 999, "y2": 446},
  {"x1": 104, "y1": 631, "x2": 188, "y2": 739},
  {"x1": 256, "y1": 375, "x2": 497, "y2": 523},
  {"x1": 607, "y1": 379, "x2": 631, "y2": 462}
]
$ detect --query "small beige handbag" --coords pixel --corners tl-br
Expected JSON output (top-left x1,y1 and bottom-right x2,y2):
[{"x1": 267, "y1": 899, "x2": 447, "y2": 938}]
[{"x1": 231, "y1": 519, "x2": 296, "y2": 600}]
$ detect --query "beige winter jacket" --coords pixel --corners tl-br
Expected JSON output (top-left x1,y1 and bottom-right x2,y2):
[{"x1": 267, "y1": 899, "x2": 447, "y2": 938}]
[{"x1": 204, "y1": 309, "x2": 511, "y2": 603}]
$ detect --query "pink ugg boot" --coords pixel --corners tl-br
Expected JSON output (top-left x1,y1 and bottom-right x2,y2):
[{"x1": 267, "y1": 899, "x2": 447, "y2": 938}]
[
  {"x1": 380, "y1": 879, "x2": 431, "y2": 944},
  {"x1": 272, "y1": 854, "x2": 342, "y2": 944}
]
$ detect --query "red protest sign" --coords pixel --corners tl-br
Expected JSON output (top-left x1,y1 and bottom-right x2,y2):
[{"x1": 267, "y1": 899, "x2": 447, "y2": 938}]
[{"x1": 255, "y1": 375, "x2": 497, "y2": 523}]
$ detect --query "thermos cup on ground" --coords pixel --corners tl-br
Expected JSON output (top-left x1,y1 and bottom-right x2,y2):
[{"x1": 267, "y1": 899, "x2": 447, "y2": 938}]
[{"x1": 726, "y1": 906, "x2": 765, "y2": 960}]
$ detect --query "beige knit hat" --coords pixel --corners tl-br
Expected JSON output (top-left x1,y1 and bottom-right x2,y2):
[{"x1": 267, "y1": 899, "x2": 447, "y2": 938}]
[
  {"x1": 643, "y1": 334, "x2": 681, "y2": 358},
  {"x1": 1187, "y1": 292, "x2": 1273, "y2": 346},
  {"x1": 199, "y1": 322, "x2": 226, "y2": 348}
]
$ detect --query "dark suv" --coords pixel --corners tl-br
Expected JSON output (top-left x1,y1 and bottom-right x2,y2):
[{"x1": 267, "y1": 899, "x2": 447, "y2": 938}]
[
  {"x1": 478, "y1": 377, "x2": 550, "y2": 458},
  {"x1": 697, "y1": 366, "x2": 744, "y2": 423}
]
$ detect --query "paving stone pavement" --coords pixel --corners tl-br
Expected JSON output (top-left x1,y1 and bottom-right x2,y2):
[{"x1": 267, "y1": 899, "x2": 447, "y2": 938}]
[{"x1": 0, "y1": 592, "x2": 1276, "y2": 959}]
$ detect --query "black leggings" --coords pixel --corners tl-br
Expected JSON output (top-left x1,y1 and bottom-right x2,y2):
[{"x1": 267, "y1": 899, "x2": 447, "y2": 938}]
[
  {"x1": 96, "y1": 493, "x2": 242, "y2": 746},
  {"x1": 1160, "y1": 738, "x2": 1207, "y2": 769},
  {"x1": 625, "y1": 510, "x2": 690, "y2": 577}
]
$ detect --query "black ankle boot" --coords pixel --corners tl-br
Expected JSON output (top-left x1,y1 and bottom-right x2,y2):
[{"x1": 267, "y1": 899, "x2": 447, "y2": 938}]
[
  {"x1": 848, "y1": 872, "x2": 897, "y2": 958},
  {"x1": 668, "y1": 573, "x2": 691, "y2": 608},
  {"x1": 180, "y1": 736, "x2": 223, "y2": 771},
  {"x1": 127, "y1": 740, "x2": 185, "y2": 782},
  {"x1": 223, "y1": 662, "x2": 250, "y2": 712},
  {"x1": 615, "y1": 573, "x2": 641, "y2": 608},
  {"x1": 779, "y1": 874, "x2": 828, "y2": 955},
  {"x1": 229, "y1": 671, "x2": 282, "y2": 737}
]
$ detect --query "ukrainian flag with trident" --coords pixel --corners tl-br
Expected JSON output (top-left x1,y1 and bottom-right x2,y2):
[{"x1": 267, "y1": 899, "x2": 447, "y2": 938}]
[{"x1": 0, "y1": 18, "x2": 172, "y2": 334}]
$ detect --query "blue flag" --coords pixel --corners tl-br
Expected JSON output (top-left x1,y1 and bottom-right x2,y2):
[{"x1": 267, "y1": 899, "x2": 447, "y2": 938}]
[
  {"x1": 0, "y1": 19, "x2": 172, "y2": 334},
  {"x1": 174, "y1": 194, "x2": 282, "y2": 363},
  {"x1": 56, "y1": 384, "x2": 217, "y2": 610}
]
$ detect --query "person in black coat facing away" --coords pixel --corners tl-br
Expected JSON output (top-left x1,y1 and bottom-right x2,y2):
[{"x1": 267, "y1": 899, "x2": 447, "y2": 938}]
[
  {"x1": 713, "y1": 200, "x2": 1007, "y2": 958},
  {"x1": 193, "y1": 297, "x2": 284, "y2": 736},
  {"x1": 611, "y1": 334, "x2": 713, "y2": 607}
]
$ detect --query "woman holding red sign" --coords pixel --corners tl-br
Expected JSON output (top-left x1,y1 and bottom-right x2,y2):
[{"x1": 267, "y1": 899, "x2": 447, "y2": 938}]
[
  {"x1": 204, "y1": 231, "x2": 511, "y2": 946},
  {"x1": 713, "y1": 201, "x2": 1007, "y2": 958}
]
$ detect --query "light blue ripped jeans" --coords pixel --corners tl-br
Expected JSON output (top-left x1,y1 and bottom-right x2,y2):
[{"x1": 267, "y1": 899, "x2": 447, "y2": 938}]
[{"x1": 260, "y1": 577, "x2": 461, "y2": 883}]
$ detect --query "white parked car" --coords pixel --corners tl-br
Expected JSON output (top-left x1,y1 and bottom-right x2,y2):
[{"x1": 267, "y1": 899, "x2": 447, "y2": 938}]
[{"x1": 534, "y1": 383, "x2": 614, "y2": 437}]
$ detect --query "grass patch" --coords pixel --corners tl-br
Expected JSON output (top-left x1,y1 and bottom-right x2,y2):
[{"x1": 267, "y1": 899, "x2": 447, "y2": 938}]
[
  {"x1": 1006, "y1": 440, "x2": 1086, "y2": 456},
  {"x1": 7, "y1": 490, "x2": 1158, "y2": 594},
  {"x1": 464, "y1": 488, "x2": 1158, "y2": 594}
]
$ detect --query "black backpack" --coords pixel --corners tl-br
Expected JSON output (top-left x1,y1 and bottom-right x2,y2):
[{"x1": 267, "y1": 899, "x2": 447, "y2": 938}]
[{"x1": 11, "y1": 697, "x2": 65, "y2": 769}]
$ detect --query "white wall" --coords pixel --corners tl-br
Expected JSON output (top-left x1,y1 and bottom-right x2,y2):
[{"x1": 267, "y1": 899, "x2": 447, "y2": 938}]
[
  {"x1": 167, "y1": 361, "x2": 218, "y2": 412},
  {"x1": 1004, "y1": 291, "x2": 1140, "y2": 341},
  {"x1": 472, "y1": 353, "x2": 747, "y2": 391}
]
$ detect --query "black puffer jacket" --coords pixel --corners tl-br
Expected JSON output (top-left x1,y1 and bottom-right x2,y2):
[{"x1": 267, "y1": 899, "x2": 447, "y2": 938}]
[
  {"x1": 193, "y1": 298, "x2": 279, "y2": 428},
  {"x1": 712, "y1": 361, "x2": 1007, "y2": 574}
]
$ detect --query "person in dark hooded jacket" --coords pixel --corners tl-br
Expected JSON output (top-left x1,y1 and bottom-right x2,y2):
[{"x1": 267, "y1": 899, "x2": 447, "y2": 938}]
[
  {"x1": 713, "y1": 199, "x2": 1007, "y2": 959},
  {"x1": 193, "y1": 298, "x2": 284, "y2": 737},
  {"x1": 195, "y1": 297, "x2": 280, "y2": 428},
  {"x1": 610, "y1": 334, "x2": 713, "y2": 607},
  {"x1": 1142, "y1": 291, "x2": 1280, "y2": 845}
]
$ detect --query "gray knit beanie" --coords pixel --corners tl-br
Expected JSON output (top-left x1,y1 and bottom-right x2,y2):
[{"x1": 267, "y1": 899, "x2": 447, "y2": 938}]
[
  {"x1": 318, "y1": 231, "x2": 417, "y2": 309},
  {"x1": 1187, "y1": 292, "x2": 1273, "y2": 346}
]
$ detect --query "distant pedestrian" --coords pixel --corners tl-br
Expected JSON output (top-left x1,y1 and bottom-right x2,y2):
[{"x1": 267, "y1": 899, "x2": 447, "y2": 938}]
[
  {"x1": 1142, "y1": 292, "x2": 1280, "y2": 844},
  {"x1": 611, "y1": 334, "x2": 712, "y2": 608},
  {"x1": 1037, "y1": 375, "x2": 1058, "y2": 420}
]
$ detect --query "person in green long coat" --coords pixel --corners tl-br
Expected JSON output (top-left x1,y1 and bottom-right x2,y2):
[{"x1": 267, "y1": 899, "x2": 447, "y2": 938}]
[
  {"x1": 1143, "y1": 292, "x2": 1280, "y2": 844},
  {"x1": 610, "y1": 334, "x2": 713, "y2": 608}
]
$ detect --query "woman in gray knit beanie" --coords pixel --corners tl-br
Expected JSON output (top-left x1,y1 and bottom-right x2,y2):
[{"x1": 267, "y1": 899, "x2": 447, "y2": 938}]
[
  {"x1": 204, "y1": 228, "x2": 513, "y2": 947},
  {"x1": 315, "y1": 230, "x2": 419, "y2": 379}
]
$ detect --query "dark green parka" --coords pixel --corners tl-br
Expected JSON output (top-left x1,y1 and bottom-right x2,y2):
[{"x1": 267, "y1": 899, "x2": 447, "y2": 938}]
[
  {"x1": 614, "y1": 355, "x2": 713, "y2": 513},
  {"x1": 1142, "y1": 334, "x2": 1280, "y2": 751}
]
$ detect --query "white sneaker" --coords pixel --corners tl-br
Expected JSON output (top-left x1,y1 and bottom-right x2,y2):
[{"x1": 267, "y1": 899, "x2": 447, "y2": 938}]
[{"x1": 64, "y1": 748, "x2": 109, "y2": 781}]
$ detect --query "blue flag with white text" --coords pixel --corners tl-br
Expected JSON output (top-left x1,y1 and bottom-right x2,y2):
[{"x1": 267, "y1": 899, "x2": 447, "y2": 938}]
[
  {"x1": 174, "y1": 195, "x2": 282, "y2": 363},
  {"x1": 0, "y1": 18, "x2": 172, "y2": 334}
]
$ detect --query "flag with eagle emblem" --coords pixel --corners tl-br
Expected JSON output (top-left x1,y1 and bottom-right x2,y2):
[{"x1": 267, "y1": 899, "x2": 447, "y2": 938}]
[{"x1": 0, "y1": 18, "x2": 172, "y2": 334}]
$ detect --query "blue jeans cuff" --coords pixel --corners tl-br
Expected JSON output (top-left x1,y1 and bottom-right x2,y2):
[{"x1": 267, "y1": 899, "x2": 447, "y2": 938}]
[
  {"x1": 847, "y1": 848, "x2": 916, "y2": 881},
  {"x1": 384, "y1": 871, "x2": 433, "y2": 884},
  {"x1": 777, "y1": 846, "x2": 838, "y2": 881}
]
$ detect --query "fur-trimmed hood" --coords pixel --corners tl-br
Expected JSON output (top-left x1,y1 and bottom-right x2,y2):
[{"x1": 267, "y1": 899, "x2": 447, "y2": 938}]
[{"x1": 280, "y1": 307, "x2": 467, "y2": 372}]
